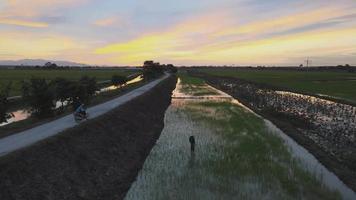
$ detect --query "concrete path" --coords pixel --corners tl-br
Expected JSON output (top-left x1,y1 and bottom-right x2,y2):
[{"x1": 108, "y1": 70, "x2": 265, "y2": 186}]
[{"x1": 0, "y1": 74, "x2": 170, "y2": 157}]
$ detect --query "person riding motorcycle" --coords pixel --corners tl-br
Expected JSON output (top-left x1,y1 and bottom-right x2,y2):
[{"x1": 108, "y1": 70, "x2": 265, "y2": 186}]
[{"x1": 74, "y1": 103, "x2": 88, "y2": 121}]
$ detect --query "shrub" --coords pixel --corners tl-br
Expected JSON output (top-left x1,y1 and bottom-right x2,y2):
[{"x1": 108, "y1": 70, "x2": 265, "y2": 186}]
[
  {"x1": 143, "y1": 60, "x2": 164, "y2": 80},
  {"x1": 165, "y1": 64, "x2": 178, "y2": 73},
  {"x1": 71, "y1": 76, "x2": 98, "y2": 107},
  {"x1": 0, "y1": 83, "x2": 12, "y2": 123},
  {"x1": 22, "y1": 78, "x2": 55, "y2": 118},
  {"x1": 52, "y1": 78, "x2": 75, "y2": 111}
]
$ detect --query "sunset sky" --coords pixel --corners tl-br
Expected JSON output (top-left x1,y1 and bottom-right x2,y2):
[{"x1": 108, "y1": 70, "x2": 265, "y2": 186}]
[{"x1": 1, "y1": 0, "x2": 356, "y2": 66}]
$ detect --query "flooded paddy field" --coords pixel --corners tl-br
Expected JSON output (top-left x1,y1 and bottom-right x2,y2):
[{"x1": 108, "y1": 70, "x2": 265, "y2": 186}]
[
  {"x1": 194, "y1": 68, "x2": 356, "y2": 104},
  {"x1": 199, "y1": 75, "x2": 356, "y2": 193},
  {"x1": 125, "y1": 76, "x2": 355, "y2": 199}
]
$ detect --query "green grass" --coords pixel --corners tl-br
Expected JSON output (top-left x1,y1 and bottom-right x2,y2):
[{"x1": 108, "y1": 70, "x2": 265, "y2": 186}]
[
  {"x1": 196, "y1": 68, "x2": 356, "y2": 103},
  {"x1": 126, "y1": 74, "x2": 342, "y2": 199},
  {"x1": 179, "y1": 74, "x2": 341, "y2": 198},
  {"x1": 0, "y1": 68, "x2": 139, "y2": 96},
  {"x1": 183, "y1": 100, "x2": 341, "y2": 199},
  {"x1": 179, "y1": 73, "x2": 206, "y2": 85},
  {"x1": 178, "y1": 72, "x2": 219, "y2": 96}
]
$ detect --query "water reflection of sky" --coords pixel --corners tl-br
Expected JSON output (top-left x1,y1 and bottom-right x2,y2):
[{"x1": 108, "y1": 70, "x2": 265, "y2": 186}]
[
  {"x1": 99, "y1": 75, "x2": 143, "y2": 93},
  {"x1": 0, "y1": 110, "x2": 31, "y2": 127}
]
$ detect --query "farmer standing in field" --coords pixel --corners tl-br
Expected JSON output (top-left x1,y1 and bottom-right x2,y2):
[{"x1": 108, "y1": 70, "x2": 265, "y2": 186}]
[
  {"x1": 189, "y1": 136, "x2": 196, "y2": 153},
  {"x1": 188, "y1": 135, "x2": 196, "y2": 168}
]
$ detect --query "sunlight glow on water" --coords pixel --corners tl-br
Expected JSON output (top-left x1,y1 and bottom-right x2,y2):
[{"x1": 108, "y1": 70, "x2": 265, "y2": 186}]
[
  {"x1": 99, "y1": 75, "x2": 143, "y2": 93},
  {"x1": 0, "y1": 110, "x2": 31, "y2": 127}
]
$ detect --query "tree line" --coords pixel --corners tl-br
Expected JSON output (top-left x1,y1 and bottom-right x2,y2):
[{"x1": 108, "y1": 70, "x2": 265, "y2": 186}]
[
  {"x1": 0, "y1": 74, "x2": 130, "y2": 123},
  {"x1": 143, "y1": 60, "x2": 177, "y2": 79},
  {"x1": 22, "y1": 76, "x2": 98, "y2": 118},
  {"x1": 1, "y1": 60, "x2": 177, "y2": 124}
]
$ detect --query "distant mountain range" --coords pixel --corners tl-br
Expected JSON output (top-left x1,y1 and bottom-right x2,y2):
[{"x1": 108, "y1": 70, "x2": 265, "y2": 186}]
[{"x1": 0, "y1": 59, "x2": 87, "y2": 67}]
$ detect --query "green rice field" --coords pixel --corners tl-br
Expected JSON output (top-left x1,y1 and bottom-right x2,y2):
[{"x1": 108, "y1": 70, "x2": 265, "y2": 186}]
[{"x1": 196, "y1": 68, "x2": 356, "y2": 103}]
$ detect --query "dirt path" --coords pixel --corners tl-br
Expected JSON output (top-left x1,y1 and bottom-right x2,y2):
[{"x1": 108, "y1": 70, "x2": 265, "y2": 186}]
[
  {"x1": 0, "y1": 74, "x2": 169, "y2": 157},
  {"x1": 0, "y1": 75, "x2": 177, "y2": 200}
]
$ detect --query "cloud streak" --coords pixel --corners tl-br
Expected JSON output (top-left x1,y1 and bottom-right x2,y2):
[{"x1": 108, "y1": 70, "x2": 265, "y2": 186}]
[
  {"x1": 0, "y1": 0, "x2": 88, "y2": 28},
  {"x1": 0, "y1": 18, "x2": 48, "y2": 28},
  {"x1": 2, "y1": 0, "x2": 87, "y2": 17}
]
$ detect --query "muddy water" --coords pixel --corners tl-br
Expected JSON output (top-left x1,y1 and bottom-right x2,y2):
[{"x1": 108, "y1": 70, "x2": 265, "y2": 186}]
[
  {"x1": 0, "y1": 75, "x2": 144, "y2": 127},
  {"x1": 125, "y1": 78, "x2": 356, "y2": 200}
]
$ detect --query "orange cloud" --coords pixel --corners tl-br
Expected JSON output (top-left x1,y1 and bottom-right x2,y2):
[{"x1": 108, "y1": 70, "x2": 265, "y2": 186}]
[
  {"x1": 94, "y1": 5, "x2": 356, "y2": 65},
  {"x1": 2, "y1": 1, "x2": 355, "y2": 66},
  {"x1": 0, "y1": 31, "x2": 83, "y2": 59},
  {"x1": 95, "y1": 12, "x2": 231, "y2": 64},
  {"x1": 0, "y1": 30, "x2": 113, "y2": 65},
  {"x1": 181, "y1": 26, "x2": 356, "y2": 66}
]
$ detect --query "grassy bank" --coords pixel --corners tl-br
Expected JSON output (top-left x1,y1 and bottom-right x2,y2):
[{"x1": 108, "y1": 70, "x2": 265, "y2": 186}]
[
  {"x1": 195, "y1": 68, "x2": 356, "y2": 103},
  {"x1": 178, "y1": 72, "x2": 219, "y2": 96},
  {"x1": 184, "y1": 101, "x2": 340, "y2": 199}
]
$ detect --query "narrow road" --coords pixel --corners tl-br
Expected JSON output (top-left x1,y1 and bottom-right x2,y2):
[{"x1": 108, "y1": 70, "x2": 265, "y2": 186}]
[{"x1": 0, "y1": 74, "x2": 170, "y2": 157}]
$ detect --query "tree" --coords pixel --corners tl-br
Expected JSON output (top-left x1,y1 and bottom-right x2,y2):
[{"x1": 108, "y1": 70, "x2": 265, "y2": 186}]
[
  {"x1": 74, "y1": 76, "x2": 97, "y2": 104},
  {"x1": 143, "y1": 60, "x2": 164, "y2": 80},
  {"x1": 44, "y1": 62, "x2": 58, "y2": 69},
  {"x1": 0, "y1": 83, "x2": 12, "y2": 123},
  {"x1": 52, "y1": 78, "x2": 74, "y2": 111},
  {"x1": 111, "y1": 75, "x2": 128, "y2": 87},
  {"x1": 165, "y1": 64, "x2": 177, "y2": 73},
  {"x1": 22, "y1": 78, "x2": 56, "y2": 118}
]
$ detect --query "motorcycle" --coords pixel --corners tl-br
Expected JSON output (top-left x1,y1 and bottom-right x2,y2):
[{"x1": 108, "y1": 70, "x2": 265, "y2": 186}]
[{"x1": 74, "y1": 111, "x2": 89, "y2": 123}]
